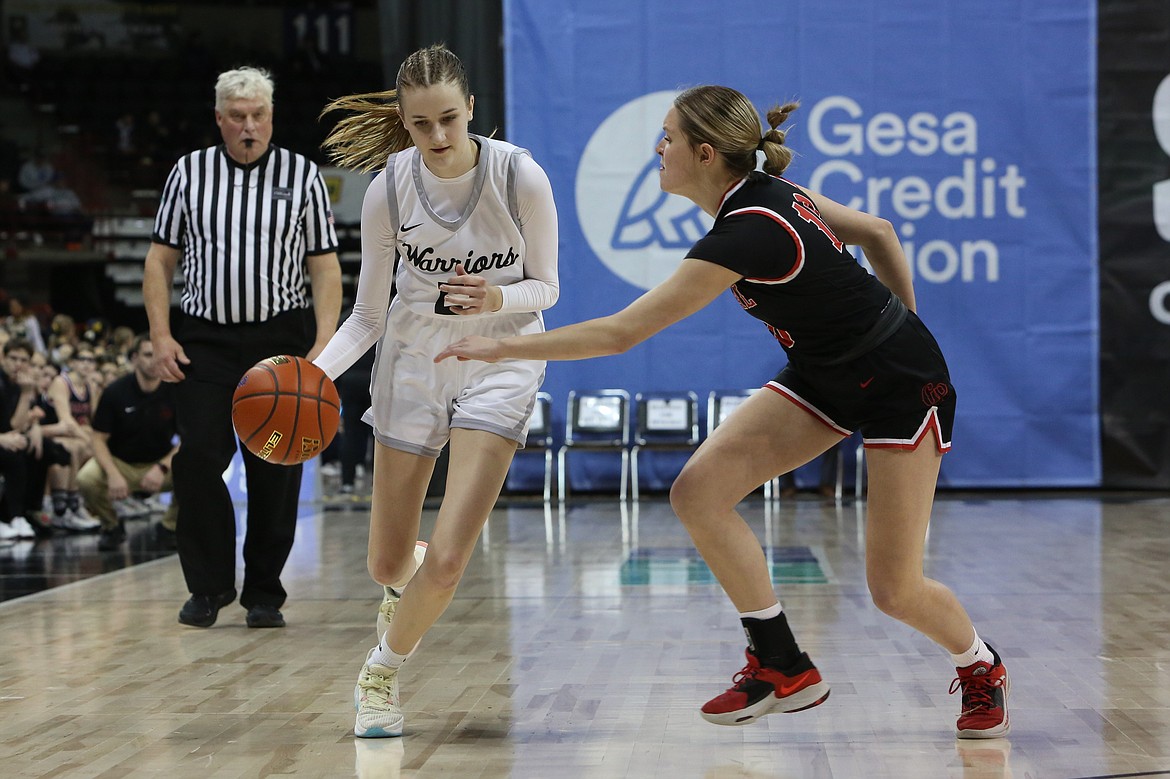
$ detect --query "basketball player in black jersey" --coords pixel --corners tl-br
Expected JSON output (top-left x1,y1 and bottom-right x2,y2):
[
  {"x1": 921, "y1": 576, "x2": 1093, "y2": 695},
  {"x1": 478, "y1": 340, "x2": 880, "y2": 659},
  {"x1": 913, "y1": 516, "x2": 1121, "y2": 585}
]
[{"x1": 438, "y1": 85, "x2": 1009, "y2": 739}]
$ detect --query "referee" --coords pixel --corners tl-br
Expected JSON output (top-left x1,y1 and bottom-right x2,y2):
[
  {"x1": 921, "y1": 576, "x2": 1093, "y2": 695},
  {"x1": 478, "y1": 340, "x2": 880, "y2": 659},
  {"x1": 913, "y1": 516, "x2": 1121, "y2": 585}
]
[{"x1": 143, "y1": 66, "x2": 341, "y2": 629}]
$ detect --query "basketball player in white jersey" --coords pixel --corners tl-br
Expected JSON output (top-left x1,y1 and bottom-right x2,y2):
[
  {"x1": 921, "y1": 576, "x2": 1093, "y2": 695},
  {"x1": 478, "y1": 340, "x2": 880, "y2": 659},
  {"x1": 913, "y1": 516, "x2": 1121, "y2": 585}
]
[{"x1": 314, "y1": 44, "x2": 559, "y2": 738}]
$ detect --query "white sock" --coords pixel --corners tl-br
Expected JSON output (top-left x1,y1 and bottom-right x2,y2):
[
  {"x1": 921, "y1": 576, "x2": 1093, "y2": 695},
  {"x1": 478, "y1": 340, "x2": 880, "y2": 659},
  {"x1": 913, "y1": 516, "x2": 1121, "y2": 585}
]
[
  {"x1": 369, "y1": 633, "x2": 417, "y2": 668},
  {"x1": 949, "y1": 629, "x2": 995, "y2": 668},
  {"x1": 739, "y1": 602, "x2": 783, "y2": 621}
]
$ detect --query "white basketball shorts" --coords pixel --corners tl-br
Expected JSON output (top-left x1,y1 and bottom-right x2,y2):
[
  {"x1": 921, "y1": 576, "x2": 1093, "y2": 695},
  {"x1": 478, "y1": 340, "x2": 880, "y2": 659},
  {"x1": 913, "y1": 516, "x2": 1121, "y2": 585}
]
[{"x1": 362, "y1": 303, "x2": 546, "y2": 458}]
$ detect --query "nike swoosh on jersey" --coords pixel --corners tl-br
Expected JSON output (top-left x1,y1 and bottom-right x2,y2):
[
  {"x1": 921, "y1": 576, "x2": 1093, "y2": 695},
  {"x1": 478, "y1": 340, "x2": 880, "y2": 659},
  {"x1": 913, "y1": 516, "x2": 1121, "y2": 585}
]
[
  {"x1": 859, "y1": 377, "x2": 874, "y2": 389},
  {"x1": 400, "y1": 223, "x2": 423, "y2": 232}
]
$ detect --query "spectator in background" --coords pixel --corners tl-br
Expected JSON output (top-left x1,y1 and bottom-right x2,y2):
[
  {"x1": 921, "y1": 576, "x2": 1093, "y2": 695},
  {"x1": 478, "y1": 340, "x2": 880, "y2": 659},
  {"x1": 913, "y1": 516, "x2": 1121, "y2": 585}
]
[
  {"x1": 97, "y1": 355, "x2": 124, "y2": 388},
  {"x1": 80, "y1": 318, "x2": 110, "y2": 352},
  {"x1": 0, "y1": 339, "x2": 40, "y2": 543},
  {"x1": 22, "y1": 359, "x2": 70, "y2": 534},
  {"x1": 48, "y1": 313, "x2": 78, "y2": 363},
  {"x1": 5, "y1": 22, "x2": 41, "y2": 94},
  {"x1": 109, "y1": 322, "x2": 135, "y2": 353},
  {"x1": 17, "y1": 150, "x2": 54, "y2": 194},
  {"x1": 42, "y1": 345, "x2": 101, "y2": 531},
  {"x1": 79, "y1": 335, "x2": 179, "y2": 552},
  {"x1": 17, "y1": 173, "x2": 90, "y2": 242},
  {"x1": 5, "y1": 297, "x2": 47, "y2": 355},
  {"x1": 114, "y1": 112, "x2": 136, "y2": 158}
]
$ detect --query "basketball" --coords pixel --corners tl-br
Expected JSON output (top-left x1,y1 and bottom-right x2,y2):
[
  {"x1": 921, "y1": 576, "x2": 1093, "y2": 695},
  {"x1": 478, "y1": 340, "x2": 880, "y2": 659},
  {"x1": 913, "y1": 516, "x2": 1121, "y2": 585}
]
[{"x1": 231, "y1": 355, "x2": 341, "y2": 466}]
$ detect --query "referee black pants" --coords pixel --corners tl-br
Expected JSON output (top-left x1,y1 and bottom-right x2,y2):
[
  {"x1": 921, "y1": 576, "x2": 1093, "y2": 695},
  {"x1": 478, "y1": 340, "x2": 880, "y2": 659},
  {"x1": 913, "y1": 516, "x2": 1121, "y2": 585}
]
[
  {"x1": 336, "y1": 365, "x2": 373, "y2": 486},
  {"x1": 172, "y1": 309, "x2": 314, "y2": 609}
]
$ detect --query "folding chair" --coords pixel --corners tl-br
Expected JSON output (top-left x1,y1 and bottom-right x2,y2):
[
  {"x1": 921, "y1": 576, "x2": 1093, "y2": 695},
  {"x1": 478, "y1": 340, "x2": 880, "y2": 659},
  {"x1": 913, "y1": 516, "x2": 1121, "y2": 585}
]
[
  {"x1": 509, "y1": 391, "x2": 555, "y2": 502},
  {"x1": 707, "y1": 389, "x2": 780, "y2": 501},
  {"x1": 557, "y1": 389, "x2": 630, "y2": 502},
  {"x1": 631, "y1": 391, "x2": 699, "y2": 501}
]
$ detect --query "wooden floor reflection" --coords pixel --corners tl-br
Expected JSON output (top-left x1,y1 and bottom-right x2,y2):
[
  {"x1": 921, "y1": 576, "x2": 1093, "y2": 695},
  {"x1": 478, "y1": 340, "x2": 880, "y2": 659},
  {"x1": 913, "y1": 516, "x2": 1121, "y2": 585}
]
[{"x1": 2, "y1": 491, "x2": 1170, "y2": 778}]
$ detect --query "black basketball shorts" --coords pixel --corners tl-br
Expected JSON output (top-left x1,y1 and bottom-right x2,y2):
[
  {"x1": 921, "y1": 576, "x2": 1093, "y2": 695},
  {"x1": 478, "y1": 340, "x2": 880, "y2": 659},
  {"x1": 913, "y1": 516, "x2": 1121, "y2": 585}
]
[{"x1": 768, "y1": 311, "x2": 957, "y2": 453}]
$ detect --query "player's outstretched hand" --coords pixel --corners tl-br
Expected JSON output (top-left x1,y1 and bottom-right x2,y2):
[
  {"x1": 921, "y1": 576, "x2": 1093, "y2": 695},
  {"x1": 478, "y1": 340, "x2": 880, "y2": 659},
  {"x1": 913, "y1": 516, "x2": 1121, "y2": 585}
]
[{"x1": 435, "y1": 336, "x2": 505, "y2": 363}]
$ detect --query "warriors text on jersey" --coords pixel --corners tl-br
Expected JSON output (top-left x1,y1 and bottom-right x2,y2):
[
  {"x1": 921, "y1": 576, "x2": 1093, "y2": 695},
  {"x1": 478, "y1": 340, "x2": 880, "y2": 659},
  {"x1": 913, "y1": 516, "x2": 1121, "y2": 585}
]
[
  {"x1": 389, "y1": 135, "x2": 529, "y2": 318},
  {"x1": 686, "y1": 172, "x2": 891, "y2": 363}
]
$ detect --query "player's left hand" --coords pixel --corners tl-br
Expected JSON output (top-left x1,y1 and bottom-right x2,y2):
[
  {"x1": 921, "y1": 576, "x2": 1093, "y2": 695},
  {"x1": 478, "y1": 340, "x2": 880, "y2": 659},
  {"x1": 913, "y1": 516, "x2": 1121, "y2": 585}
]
[
  {"x1": 434, "y1": 335, "x2": 505, "y2": 363},
  {"x1": 438, "y1": 262, "x2": 502, "y2": 315}
]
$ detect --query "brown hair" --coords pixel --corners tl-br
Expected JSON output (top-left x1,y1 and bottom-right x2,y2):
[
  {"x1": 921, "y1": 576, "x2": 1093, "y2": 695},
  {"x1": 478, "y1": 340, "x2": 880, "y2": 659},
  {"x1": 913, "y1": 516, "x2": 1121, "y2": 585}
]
[
  {"x1": 320, "y1": 44, "x2": 471, "y2": 172},
  {"x1": 673, "y1": 85, "x2": 799, "y2": 178}
]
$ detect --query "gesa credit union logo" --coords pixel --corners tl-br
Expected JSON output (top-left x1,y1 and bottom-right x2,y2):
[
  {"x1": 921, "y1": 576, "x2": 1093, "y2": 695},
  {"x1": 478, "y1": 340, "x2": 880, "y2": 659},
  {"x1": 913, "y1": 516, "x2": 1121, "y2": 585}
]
[{"x1": 576, "y1": 90, "x2": 711, "y2": 291}]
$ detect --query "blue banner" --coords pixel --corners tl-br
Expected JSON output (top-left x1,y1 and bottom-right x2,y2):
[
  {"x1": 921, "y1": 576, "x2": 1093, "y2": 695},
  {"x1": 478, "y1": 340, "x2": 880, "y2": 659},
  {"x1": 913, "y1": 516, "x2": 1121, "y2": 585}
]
[{"x1": 504, "y1": 0, "x2": 1098, "y2": 488}]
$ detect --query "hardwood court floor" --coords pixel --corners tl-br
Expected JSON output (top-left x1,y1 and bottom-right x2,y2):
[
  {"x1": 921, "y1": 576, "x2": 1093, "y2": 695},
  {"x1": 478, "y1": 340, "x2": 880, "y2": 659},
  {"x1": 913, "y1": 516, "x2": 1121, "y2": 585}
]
[{"x1": 2, "y1": 490, "x2": 1170, "y2": 778}]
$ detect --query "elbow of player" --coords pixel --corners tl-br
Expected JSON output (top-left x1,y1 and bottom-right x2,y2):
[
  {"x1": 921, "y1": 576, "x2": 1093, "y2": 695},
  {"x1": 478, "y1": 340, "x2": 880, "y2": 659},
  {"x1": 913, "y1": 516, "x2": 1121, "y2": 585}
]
[
  {"x1": 869, "y1": 216, "x2": 898, "y2": 249},
  {"x1": 544, "y1": 283, "x2": 561, "y2": 309},
  {"x1": 604, "y1": 328, "x2": 642, "y2": 356}
]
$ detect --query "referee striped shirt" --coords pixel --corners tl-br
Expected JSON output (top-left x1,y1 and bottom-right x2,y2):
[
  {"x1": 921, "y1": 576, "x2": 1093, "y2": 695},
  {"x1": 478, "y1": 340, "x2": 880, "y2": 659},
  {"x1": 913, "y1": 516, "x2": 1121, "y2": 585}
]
[{"x1": 152, "y1": 144, "x2": 339, "y2": 325}]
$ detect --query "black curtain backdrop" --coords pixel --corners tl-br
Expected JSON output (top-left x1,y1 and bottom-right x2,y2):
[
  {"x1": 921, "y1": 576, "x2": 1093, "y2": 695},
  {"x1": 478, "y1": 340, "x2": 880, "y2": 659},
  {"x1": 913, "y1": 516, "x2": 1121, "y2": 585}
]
[
  {"x1": 1098, "y1": 1, "x2": 1170, "y2": 487},
  {"x1": 376, "y1": 0, "x2": 505, "y2": 141}
]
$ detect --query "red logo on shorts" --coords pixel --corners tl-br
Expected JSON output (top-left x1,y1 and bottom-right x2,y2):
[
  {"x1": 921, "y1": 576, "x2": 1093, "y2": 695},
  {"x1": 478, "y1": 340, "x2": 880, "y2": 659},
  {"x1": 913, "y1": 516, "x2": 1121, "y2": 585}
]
[{"x1": 921, "y1": 382, "x2": 949, "y2": 406}]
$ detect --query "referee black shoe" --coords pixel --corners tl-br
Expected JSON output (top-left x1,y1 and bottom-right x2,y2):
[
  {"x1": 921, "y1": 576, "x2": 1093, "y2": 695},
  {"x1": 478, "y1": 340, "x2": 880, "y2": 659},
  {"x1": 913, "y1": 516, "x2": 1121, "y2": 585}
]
[
  {"x1": 245, "y1": 604, "x2": 286, "y2": 628},
  {"x1": 178, "y1": 590, "x2": 237, "y2": 627}
]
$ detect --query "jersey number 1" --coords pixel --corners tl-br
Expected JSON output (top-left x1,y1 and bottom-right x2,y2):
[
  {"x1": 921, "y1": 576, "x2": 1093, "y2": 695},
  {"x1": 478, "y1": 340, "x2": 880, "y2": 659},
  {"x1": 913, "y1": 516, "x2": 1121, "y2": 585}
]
[{"x1": 791, "y1": 193, "x2": 843, "y2": 252}]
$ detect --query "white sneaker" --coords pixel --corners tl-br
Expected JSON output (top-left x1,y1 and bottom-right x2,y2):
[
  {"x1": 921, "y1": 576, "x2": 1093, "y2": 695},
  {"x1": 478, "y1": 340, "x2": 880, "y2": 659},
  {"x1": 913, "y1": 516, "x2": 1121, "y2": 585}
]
[
  {"x1": 354, "y1": 647, "x2": 403, "y2": 738},
  {"x1": 8, "y1": 516, "x2": 37, "y2": 539},
  {"x1": 0, "y1": 522, "x2": 19, "y2": 544},
  {"x1": 376, "y1": 541, "x2": 428, "y2": 641},
  {"x1": 50, "y1": 510, "x2": 101, "y2": 533},
  {"x1": 115, "y1": 498, "x2": 147, "y2": 520},
  {"x1": 140, "y1": 495, "x2": 167, "y2": 515},
  {"x1": 71, "y1": 506, "x2": 102, "y2": 531}
]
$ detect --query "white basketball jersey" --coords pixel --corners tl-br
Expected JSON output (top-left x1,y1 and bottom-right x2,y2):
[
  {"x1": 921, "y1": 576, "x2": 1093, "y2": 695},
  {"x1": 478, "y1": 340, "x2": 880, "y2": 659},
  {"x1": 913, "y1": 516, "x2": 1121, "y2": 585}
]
[{"x1": 387, "y1": 135, "x2": 528, "y2": 318}]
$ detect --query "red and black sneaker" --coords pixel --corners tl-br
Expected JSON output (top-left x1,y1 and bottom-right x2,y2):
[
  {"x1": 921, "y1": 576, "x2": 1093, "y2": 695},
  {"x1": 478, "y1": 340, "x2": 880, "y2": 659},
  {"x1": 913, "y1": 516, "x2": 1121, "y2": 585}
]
[
  {"x1": 950, "y1": 647, "x2": 1010, "y2": 739},
  {"x1": 700, "y1": 649, "x2": 830, "y2": 726}
]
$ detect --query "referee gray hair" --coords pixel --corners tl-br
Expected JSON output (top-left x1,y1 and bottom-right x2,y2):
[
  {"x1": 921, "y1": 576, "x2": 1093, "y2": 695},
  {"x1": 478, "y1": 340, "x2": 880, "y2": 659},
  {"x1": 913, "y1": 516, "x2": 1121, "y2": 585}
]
[{"x1": 215, "y1": 67, "x2": 275, "y2": 112}]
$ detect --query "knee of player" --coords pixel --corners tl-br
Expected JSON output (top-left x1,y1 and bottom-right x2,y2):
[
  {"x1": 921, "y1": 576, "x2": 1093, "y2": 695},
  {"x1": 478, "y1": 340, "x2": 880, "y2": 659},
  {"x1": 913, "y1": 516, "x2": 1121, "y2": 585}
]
[
  {"x1": 669, "y1": 462, "x2": 731, "y2": 522},
  {"x1": 367, "y1": 550, "x2": 408, "y2": 586},
  {"x1": 866, "y1": 575, "x2": 920, "y2": 620},
  {"x1": 414, "y1": 547, "x2": 466, "y2": 592}
]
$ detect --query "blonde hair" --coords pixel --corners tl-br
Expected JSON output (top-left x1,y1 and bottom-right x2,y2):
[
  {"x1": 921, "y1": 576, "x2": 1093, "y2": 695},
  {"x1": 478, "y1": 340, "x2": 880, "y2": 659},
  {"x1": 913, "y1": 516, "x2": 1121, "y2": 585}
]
[
  {"x1": 321, "y1": 44, "x2": 470, "y2": 173},
  {"x1": 673, "y1": 85, "x2": 799, "y2": 177},
  {"x1": 215, "y1": 67, "x2": 274, "y2": 112}
]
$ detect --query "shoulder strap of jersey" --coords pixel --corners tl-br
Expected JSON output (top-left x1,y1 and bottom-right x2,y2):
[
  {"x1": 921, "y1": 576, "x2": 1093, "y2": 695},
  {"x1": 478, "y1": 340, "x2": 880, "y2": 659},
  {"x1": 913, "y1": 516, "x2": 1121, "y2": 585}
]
[
  {"x1": 505, "y1": 146, "x2": 527, "y2": 231},
  {"x1": 383, "y1": 153, "x2": 400, "y2": 235},
  {"x1": 383, "y1": 152, "x2": 401, "y2": 301}
]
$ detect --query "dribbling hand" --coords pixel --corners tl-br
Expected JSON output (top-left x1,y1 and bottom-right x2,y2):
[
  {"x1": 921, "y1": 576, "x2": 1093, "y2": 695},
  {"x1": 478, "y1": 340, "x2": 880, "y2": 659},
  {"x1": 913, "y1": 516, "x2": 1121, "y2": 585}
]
[{"x1": 437, "y1": 262, "x2": 503, "y2": 315}]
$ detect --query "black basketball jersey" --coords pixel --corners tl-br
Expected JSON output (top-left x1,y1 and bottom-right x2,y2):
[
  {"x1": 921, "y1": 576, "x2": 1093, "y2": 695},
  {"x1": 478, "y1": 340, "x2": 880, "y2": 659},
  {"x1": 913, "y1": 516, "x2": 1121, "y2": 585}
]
[{"x1": 685, "y1": 172, "x2": 892, "y2": 363}]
